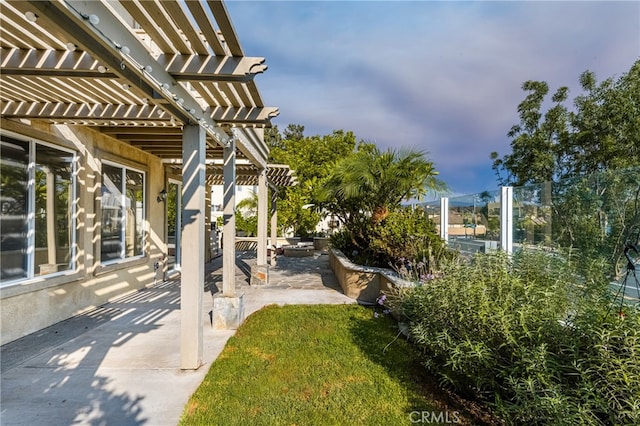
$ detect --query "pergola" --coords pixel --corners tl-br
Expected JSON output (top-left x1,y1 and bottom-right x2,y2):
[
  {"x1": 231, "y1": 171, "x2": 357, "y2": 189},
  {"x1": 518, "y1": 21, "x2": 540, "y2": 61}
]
[{"x1": 0, "y1": 0, "x2": 292, "y2": 369}]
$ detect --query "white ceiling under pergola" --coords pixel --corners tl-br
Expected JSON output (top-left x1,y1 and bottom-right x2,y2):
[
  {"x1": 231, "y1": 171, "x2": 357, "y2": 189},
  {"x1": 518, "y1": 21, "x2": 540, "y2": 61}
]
[{"x1": 0, "y1": 0, "x2": 294, "y2": 185}]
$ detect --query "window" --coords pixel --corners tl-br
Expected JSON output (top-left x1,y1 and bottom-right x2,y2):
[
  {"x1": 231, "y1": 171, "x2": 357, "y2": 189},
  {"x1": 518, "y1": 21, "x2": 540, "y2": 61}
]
[
  {"x1": 100, "y1": 162, "x2": 145, "y2": 262},
  {"x1": 166, "y1": 180, "x2": 182, "y2": 271},
  {"x1": 0, "y1": 135, "x2": 76, "y2": 285}
]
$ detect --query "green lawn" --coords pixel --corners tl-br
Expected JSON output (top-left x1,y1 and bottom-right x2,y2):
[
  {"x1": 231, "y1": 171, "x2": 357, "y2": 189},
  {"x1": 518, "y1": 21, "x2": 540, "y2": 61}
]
[{"x1": 180, "y1": 304, "x2": 485, "y2": 425}]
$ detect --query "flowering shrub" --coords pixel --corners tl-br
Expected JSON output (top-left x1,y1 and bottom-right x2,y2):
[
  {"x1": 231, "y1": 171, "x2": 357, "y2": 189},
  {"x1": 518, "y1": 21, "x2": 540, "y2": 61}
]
[
  {"x1": 373, "y1": 294, "x2": 391, "y2": 318},
  {"x1": 392, "y1": 257, "x2": 437, "y2": 286}
]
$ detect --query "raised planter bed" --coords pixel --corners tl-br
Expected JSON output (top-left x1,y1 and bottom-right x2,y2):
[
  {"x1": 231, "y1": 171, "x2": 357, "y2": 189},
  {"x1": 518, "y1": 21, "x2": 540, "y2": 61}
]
[
  {"x1": 329, "y1": 248, "x2": 414, "y2": 304},
  {"x1": 283, "y1": 246, "x2": 315, "y2": 257},
  {"x1": 313, "y1": 237, "x2": 330, "y2": 251}
]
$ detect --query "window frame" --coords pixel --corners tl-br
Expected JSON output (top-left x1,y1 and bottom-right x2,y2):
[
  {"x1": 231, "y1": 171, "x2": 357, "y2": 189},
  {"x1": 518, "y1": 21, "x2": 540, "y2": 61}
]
[
  {"x1": 0, "y1": 133, "x2": 78, "y2": 287},
  {"x1": 99, "y1": 160, "x2": 146, "y2": 265}
]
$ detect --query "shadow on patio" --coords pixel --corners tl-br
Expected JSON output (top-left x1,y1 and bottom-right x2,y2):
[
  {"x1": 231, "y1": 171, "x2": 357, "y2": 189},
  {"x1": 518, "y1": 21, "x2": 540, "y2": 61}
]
[{"x1": 1, "y1": 251, "x2": 352, "y2": 425}]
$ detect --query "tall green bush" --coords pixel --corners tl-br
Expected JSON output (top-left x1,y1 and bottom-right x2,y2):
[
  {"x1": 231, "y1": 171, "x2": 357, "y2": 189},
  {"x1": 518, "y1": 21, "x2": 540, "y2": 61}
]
[
  {"x1": 330, "y1": 207, "x2": 454, "y2": 271},
  {"x1": 401, "y1": 249, "x2": 640, "y2": 425},
  {"x1": 368, "y1": 208, "x2": 452, "y2": 270}
]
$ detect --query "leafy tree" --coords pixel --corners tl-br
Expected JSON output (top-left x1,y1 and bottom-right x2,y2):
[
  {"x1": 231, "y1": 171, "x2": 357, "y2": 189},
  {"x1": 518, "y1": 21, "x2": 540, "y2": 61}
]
[
  {"x1": 234, "y1": 190, "x2": 259, "y2": 237},
  {"x1": 550, "y1": 168, "x2": 640, "y2": 279},
  {"x1": 265, "y1": 124, "x2": 358, "y2": 236},
  {"x1": 321, "y1": 147, "x2": 448, "y2": 267},
  {"x1": 492, "y1": 82, "x2": 565, "y2": 185},
  {"x1": 283, "y1": 124, "x2": 304, "y2": 142},
  {"x1": 235, "y1": 213, "x2": 257, "y2": 237},
  {"x1": 236, "y1": 190, "x2": 258, "y2": 216},
  {"x1": 264, "y1": 126, "x2": 283, "y2": 150},
  {"x1": 491, "y1": 60, "x2": 640, "y2": 278},
  {"x1": 492, "y1": 60, "x2": 640, "y2": 185}
]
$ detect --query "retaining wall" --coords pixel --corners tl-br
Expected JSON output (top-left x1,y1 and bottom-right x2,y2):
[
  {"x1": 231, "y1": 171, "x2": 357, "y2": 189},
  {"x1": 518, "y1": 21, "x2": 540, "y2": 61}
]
[{"x1": 329, "y1": 248, "x2": 413, "y2": 304}]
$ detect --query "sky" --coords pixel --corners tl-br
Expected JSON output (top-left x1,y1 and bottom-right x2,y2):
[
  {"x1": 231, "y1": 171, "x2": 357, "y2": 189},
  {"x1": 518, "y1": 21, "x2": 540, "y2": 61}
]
[{"x1": 226, "y1": 0, "x2": 640, "y2": 197}]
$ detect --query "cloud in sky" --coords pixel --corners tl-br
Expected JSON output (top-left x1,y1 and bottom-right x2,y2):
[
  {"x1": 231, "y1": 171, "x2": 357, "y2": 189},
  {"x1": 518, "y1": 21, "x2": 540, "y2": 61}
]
[{"x1": 227, "y1": 0, "x2": 640, "y2": 195}]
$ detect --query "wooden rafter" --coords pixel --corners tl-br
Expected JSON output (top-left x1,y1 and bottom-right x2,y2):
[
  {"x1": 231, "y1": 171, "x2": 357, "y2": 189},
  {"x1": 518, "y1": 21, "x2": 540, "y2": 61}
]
[{"x1": 0, "y1": 0, "x2": 278, "y2": 168}]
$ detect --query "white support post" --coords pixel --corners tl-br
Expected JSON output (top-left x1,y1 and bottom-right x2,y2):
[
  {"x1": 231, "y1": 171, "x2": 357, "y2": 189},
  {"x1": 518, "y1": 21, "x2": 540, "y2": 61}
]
[
  {"x1": 205, "y1": 183, "x2": 212, "y2": 262},
  {"x1": 270, "y1": 193, "x2": 278, "y2": 267},
  {"x1": 251, "y1": 168, "x2": 269, "y2": 285},
  {"x1": 213, "y1": 137, "x2": 245, "y2": 329},
  {"x1": 500, "y1": 186, "x2": 513, "y2": 255},
  {"x1": 440, "y1": 197, "x2": 449, "y2": 242},
  {"x1": 180, "y1": 124, "x2": 206, "y2": 370},
  {"x1": 222, "y1": 138, "x2": 236, "y2": 297},
  {"x1": 256, "y1": 169, "x2": 268, "y2": 266}
]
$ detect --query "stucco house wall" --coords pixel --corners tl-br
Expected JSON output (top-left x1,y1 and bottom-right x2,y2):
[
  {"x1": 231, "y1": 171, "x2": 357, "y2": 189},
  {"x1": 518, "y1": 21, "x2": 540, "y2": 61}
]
[{"x1": 1, "y1": 119, "x2": 167, "y2": 345}]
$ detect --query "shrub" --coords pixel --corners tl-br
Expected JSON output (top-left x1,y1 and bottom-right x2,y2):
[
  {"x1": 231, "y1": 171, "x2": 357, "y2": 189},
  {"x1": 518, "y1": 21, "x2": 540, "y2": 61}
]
[
  {"x1": 330, "y1": 207, "x2": 454, "y2": 271},
  {"x1": 369, "y1": 208, "x2": 451, "y2": 270},
  {"x1": 401, "y1": 249, "x2": 640, "y2": 425},
  {"x1": 235, "y1": 213, "x2": 257, "y2": 236}
]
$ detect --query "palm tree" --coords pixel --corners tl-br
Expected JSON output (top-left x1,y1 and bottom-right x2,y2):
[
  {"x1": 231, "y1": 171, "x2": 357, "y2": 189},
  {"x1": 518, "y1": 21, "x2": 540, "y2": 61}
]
[
  {"x1": 236, "y1": 190, "x2": 258, "y2": 216},
  {"x1": 321, "y1": 147, "x2": 446, "y2": 226}
]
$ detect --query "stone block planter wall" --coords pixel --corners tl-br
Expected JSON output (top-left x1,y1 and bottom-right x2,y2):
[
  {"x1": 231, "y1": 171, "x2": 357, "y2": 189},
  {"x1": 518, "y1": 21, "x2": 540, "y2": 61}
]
[
  {"x1": 313, "y1": 237, "x2": 330, "y2": 251},
  {"x1": 283, "y1": 246, "x2": 315, "y2": 257},
  {"x1": 329, "y1": 248, "x2": 408, "y2": 304}
]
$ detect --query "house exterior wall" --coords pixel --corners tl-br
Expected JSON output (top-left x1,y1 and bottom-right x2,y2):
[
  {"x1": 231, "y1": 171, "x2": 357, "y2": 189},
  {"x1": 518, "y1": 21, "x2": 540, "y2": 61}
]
[{"x1": 0, "y1": 119, "x2": 167, "y2": 345}]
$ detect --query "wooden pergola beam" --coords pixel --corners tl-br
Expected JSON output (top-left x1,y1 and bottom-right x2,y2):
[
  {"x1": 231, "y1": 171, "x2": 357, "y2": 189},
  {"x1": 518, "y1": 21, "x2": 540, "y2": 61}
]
[{"x1": 1, "y1": 48, "x2": 267, "y2": 82}]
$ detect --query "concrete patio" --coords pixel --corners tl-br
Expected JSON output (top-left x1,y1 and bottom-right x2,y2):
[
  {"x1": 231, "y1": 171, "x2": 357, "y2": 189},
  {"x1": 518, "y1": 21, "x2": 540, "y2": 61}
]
[{"x1": 0, "y1": 251, "x2": 354, "y2": 426}]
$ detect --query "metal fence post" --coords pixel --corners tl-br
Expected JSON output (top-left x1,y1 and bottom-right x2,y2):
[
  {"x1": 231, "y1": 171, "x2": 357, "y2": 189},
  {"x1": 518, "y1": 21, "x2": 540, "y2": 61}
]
[
  {"x1": 440, "y1": 197, "x2": 449, "y2": 243},
  {"x1": 500, "y1": 186, "x2": 513, "y2": 254}
]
